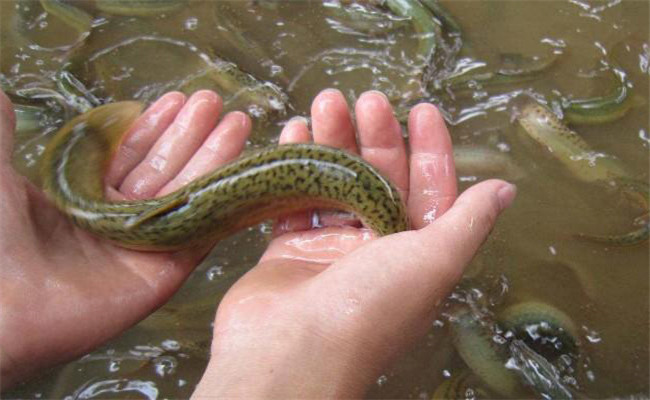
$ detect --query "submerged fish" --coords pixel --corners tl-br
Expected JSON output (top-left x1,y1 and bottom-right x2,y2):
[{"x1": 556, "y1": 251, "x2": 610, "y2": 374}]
[
  {"x1": 447, "y1": 303, "x2": 579, "y2": 399},
  {"x1": 516, "y1": 101, "x2": 649, "y2": 246}
]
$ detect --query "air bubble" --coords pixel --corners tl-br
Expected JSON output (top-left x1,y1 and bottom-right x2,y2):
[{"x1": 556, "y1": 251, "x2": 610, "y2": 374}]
[
  {"x1": 153, "y1": 356, "x2": 177, "y2": 377},
  {"x1": 206, "y1": 265, "x2": 224, "y2": 281},
  {"x1": 270, "y1": 64, "x2": 284, "y2": 77},
  {"x1": 162, "y1": 339, "x2": 180, "y2": 351},
  {"x1": 108, "y1": 360, "x2": 121, "y2": 372},
  {"x1": 184, "y1": 17, "x2": 198, "y2": 30}
]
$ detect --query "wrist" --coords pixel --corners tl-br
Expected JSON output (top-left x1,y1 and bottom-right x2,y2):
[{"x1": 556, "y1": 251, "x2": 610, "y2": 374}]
[{"x1": 192, "y1": 323, "x2": 374, "y2": 398}]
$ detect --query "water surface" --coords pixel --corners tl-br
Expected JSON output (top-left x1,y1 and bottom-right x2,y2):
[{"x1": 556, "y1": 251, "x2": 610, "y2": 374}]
[{"x1": 1, "y1": 1, "x2": 648, "y2": 398}]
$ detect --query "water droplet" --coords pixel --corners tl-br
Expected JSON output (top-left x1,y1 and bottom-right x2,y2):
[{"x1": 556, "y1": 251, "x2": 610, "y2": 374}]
[
  {"x1": 153, "y1": 356, "x2": 177, "y2": 377},
  {"x1": 472, "y1": 90, "x2": 488, "y2": 100},
  {"x1": 493, "y1": 334, "x2": 508, "y2": 345},
  {"x1": 162, "y1": 339, "x2": 180, "y2": 351},
  {"x1": 585, "y1": 330, "x2": 601, "y2": 343},
  {"x1": 259, "y1": 222, "x2": 273, "y2": 235},
  {"x1": 184, "y1": 17, "x2": 198, "y2": 30},
  {"x1": 564, "y1": 375, "x2": 577, "y2": 386},
  {"x1": 459, "y1": 175, "x2": 478, "y2": 182},
  {"x1": 248, "y1": 104, "x2": 265, "y2": 118},
  {"x1": 343, "y1": 297, "x2": 360, "y2": 315},
  {"x1": 423, "y1": 208, "x2": 438, "y2": 224},
  {"x1": 131, "y1": 345, "x2": 163, "y2": 358},
  {"x1": 559, "y1": 354, "x2": 572, "y2": 367},
  {"x1": 108, "y1": 360, "x2": 121, "y2": 372},
  {"x1": 206, "y1": 265, "x2": 224, "y2": 281},
  {"x1": 639, "y1": 129, "x2": 649, "y2": 146},
  {"x1": 270, "y1": 64, "x2": 284, "y2": 76},
  {"x1": 442, "y1": 369, "x2": 451, "y2": 378},
  {"x1": 506, "y1": 356, "x2": 522, "y2": 371},
  {"x1": 377, "y1": 375, "x2": 388, "y2": 386}
]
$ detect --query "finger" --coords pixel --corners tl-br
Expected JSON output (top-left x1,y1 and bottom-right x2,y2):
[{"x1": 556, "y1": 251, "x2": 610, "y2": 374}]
[
  {"x1": 105, "y1": 91, "x2": 186, "y2": 189},
  {"x1": 279, "y1": 117, "x2": 311, "y2": 144},
  {"x1": 119, "y1": 90, "x2": 222, "y2": 200},
  {"x1": 0, "y1": 90, "x2": 16, "y2": 165},
  {"x1": 157, "y1": 111, "x2": 252, "y2": 196},
  {"x1": 274, "y1": 117, "x2": 313, "y2": 235},
  {"x1": 311, "y1": 89, "x2": 358, "y2": 154},
  {"x1": 407, "y1": 103, "x2": 457, "y2": 229},
  {"x1": 355, "y1": 91, "x2": 409, "y2": 202}
]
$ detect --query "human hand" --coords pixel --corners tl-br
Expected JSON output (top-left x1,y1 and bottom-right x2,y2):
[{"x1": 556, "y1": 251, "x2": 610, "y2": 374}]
[
  {"x1": 0, "y1": 90, "x2": 252, "y2": 388},
  {"x1": 192, "y1": 89, "x2": 517, "y2": 398}
]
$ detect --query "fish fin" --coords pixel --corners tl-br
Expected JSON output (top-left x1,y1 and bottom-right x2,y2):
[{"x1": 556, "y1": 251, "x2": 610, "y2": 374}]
[{"x1": 125, "y1": 197, "x2": 189, "y2": 230}]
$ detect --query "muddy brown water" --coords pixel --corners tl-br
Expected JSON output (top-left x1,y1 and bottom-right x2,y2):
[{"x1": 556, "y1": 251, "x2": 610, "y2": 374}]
[{"x1": 1, "y1": 1, "x2": 648, "y2": 398}]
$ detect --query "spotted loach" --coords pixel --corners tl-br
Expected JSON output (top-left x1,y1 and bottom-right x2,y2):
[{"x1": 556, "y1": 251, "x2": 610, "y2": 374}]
[
  {"x1": 40, "y1": 102, "x2": 409, "y2": 251},
  {"x1": 516, "y1": 101, "x2": 649, "y2": 245}
]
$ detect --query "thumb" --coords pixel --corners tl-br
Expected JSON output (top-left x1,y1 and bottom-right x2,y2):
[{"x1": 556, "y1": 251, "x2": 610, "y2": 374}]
[
  {"x1": 419, "y1": 179, "x2": 517, "y2": 277},
  {"x1": 314, "y1": 179, "x2": 515, "y2": 341},
  {"x1": 0, "y1": 90, "x2": 16, "y2": 165}
]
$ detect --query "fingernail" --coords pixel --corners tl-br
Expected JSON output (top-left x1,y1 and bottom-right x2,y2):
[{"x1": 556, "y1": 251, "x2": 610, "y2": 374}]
[
  {"x1": 414, "y1": 103, "x2": 434, "y2": 129},
  {"x1": 360, "y1": 90, "x2": 389, "y2": 104},
  {"x1": 229, "y1": 111, "x2": 250, "y2": 128},
  {"x1": 319, "y1": 88, "x2": 343, "y2": 97},
  {"x1": 191, "y1": 89, "x2": 219, "y2": 102},
  {"x1": 315, "y1": 90, "x2": 342, "y2": 114},
  {"x1": 288, "y1": 115, "x2": 309, "y2": 126},
  {"x1": 160, "y1": 91, "x2": 187, "y2": 105},
  {"x1": 497, "y1": 183, "x2": 517, "y2": 211}
]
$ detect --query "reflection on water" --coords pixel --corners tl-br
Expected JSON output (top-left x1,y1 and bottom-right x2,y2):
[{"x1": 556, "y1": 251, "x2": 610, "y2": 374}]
[{"x1": 1, "y1": 0, "x2": 648, "y2": 398}]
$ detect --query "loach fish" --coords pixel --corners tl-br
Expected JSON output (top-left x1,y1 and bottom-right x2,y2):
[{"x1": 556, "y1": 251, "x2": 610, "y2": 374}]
[
  {"x1": 516, "y1": 101, "x2": 649, "y2": 245},
  {"x1": 447, "y1": 303, "x2": 579, "y2": 399},
  {"x1": 40, "y1": 102, "x2": 409, "y2": 251},
  {"x1": 561, "y1": 68, "x2": 640, "y2": 125},
  {"x1": 94, "y1": 0, "x2": 186, "y2": 16}
]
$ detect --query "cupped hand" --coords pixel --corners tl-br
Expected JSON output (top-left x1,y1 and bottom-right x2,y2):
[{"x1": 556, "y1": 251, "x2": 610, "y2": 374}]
[
  {"x1": 193, "y1": 90, "x2": 517, "y2": 398},
  {"x1": 0, "y1": 90, "x2": 252, "y2": 388}
]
